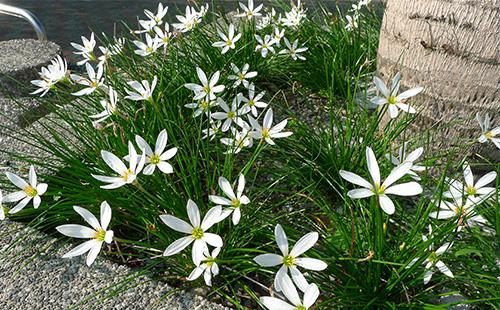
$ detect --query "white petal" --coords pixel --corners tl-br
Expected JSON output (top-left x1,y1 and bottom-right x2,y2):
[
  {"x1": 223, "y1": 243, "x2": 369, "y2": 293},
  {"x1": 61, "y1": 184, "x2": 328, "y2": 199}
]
[
  {"x1": 86, "y1": 242, "x2": 103, "y2": 266},
  {"x1": 160, "y1": 215, "x2": 193, "y2": 233},
  {"x1": 384, "y1": 182, "x2": 422, "y2": 196},
  {"x1": 260, "y1": 297, "x2": 295, "y2": 310},
  {"x1": 366, "y1": 147, "x2": 380, "y2": 185},
  {"x1": 187, "y1": 199, "x2": 201, "y2": 227},
  {"x1": 339, "y1": 170, "x2": 372, "y2": 189},
  {"x1": 188, "y1": 265, "x2": 206, "y2": 281},
  {"x1": 435, "y1": 260, "x2": 454, "y2": 278},
  {"x1": 202, "y1": 233, "x2": 223, "y2": 248},
  {"x1": 56, "y1": 224, "x2": 96, "y2": 238},
  {"x1": 347, "y1": 188, "x2": 375, "y2": 199},
  {"x1": 475, "y1": 171, "x2": 497, "y2": 189},
  {"x1": 290, "y1": 232, "x2": 318, "y2": 257},
  {"x1": 219, "y1": 177, "x2": 236, "y2": 200},
  {"x1": 29, "y1": 165, "x2": 37, "y2": 187},
  {"x1": 275, "y1": 224, "x2": 289, "y2": 256},
  {"x1": 62, "y1": 239, "x2": 98, "y2": 258},
  {"x1": 163, "y1": 236, "x2": 193, "y2": 256},
  {"x1": 73, "y1": 206, "x2": 100, "y2": 230},
  {"x1": 254, "y1": 253, "x2": 283, "y2": 267},
  {"x1": 383, "y1": 162, "x2": 412, "y2": 188},
  {"x1": 278, "y1": 273, "x2": 301, "y2": 306},
  {"x1": 289, "y1": 266, "x2": 309, "y2": 293},
  {"x1": 9, "y1": 196, "x2": 31, "y2": 213},
  {"x1": 303, "y1": 283, "x2": 320, "y2": 308},
  {"x1": 201, "y1": 206, "x2": 222, "y2": 231},
  {"x1": 155, "y1": 129, "x2": 168, "y2": 154},
  {"x1": 101, "y1": 150, "x2": 127, "y2": 175},
  {"x1": 6, "y1": 172, "x2": 28, "y2": 189},
  {"x1": 295, "y1": 257, "x2": 327, "y2": 271},
  {"x1": 378, "y1": 195, "x2": 395, "y2": 215}
]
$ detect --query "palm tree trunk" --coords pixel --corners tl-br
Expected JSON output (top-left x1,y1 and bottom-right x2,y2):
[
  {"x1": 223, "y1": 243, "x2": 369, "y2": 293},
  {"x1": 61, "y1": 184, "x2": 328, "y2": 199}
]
[{"x1": 377, "y1": 0, "x2": 499, "y2": 160}]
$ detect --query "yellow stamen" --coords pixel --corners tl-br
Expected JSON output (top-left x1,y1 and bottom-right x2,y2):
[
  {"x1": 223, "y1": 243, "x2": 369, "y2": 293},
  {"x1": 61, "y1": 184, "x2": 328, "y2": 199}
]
[
  {"x1": 388, "y1": 96, "x2": 397, "y2": 105},
  {"x1": 121, "y1": 169, "x2": 134, "y2": 181},
  {"x1": 283, "y1": 255, "x2": 295, "y2": 267},
  {"x1": 150, "y1": 154, "x2": 161, "y2": 165},
  {"x1": 192, "y1": 227, "x2": 204, "y2": 239},
  {"x1": 231, "y1": 198, "x2": 240, "y2": 208},
  {"x1": 262, "y1": 128, "x2": 270, "y2": 139},
  {"x1": 485, "y1": 131, "x2": 493, "y2": 139},
  {"x1": 94, "y1": 228, "x2": 106, "y2": 241},
  {"x1": 24, "y1": 186, "x2": 38, "y2": 198},
  {"x1": 227, "y1": 111, "x2": 236, "y2": 119}
]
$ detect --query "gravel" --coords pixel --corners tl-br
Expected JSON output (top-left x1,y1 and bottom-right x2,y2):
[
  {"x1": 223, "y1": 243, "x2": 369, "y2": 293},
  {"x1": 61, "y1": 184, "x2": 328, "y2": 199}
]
[{"x1": 0, "y1": 221, "x2": 230, "y2": 310}]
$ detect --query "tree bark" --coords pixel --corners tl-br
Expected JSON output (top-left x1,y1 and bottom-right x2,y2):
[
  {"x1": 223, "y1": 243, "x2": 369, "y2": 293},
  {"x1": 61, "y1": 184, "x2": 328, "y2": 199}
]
[{"x1": 377, "y1": 0, "x2": 500, "y2": 161}]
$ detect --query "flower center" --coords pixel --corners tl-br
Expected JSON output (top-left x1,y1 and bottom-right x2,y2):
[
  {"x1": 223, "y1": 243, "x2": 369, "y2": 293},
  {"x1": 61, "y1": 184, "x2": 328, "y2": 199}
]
[
  {"x1": 248, "y1": 99, "x2": 255, "y2": 106},
  {"x1": 231, "y1": 198, "x2": 240, "y2": 208},
  {"x1": 192, "y1": 227, "x2": 204, "y2": 239},
  {"x1": 146, "y1": 47, "x2": 154, "y2": 53},
  {"x1": 373, "y1": 183, "x2": 386, "y2": 195},
  {"x1": 388, "y1": 96, "x2": 397, "y2": 105},
  {"x1": 94, "y1": 228, "x2": 106, "y2": 241},
  {"x1": 150, "y1": 154, "x2": 161, "y2": 164},
  {"x1": 24, "y1": 186, "x2": 38, "y2": 197},
  {"x1": 453, "y1": 205, "x2": 465, "y2": 215},
  {"x1": 203, "y1": 85, "x2": 210, "y2": 94},
  {"x1": 484, "y1": 131, "x2": 493, "y2": 139},
  {"x1": 91, "y1": 80, "x2": 98, "y2": 88},
  {"x1": 121, "y1": 168, "x2": 134, "y2": 181},
  {"x1": 227, "y1": 111, "x2": 236, "y2": 119},
  {"x1": 262, "y1": 128, "x2": 270, "y2": 138},
  {"x1": 465, "y1": 186, "x2": 476, "y2": 196},
  {"x1": 226, "y1": 39, "x2": 233, "y2": 46},
  {"x1": 283, "y1": 255, "x2": 295, "y2": 267},
  {"x1": 200, "y1": 100, "x2": 209, "y2": 109},
  {"x1": 428, "y1": 251, "x2": 438, "y2": 263},
  {"x1": 238, "y1": 73, "x2": 245, "y2": 81}
]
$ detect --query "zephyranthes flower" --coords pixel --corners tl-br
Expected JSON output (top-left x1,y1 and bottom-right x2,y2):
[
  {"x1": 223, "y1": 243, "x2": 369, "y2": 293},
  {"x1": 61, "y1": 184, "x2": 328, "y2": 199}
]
[
  {"x1": 228, "y1": 63, "x2": 257, "y2": 89},
  {"x1": 133, "y1": 33, "x2": 161, "y2": 57},
  {"x1": 248, "y1": 108, "x2": 293, "y2": 145},
  {"x1": 476, "y1": 112, "x2": 500, "y2": 149},
  {"x1": 340, "y1": 147, "x2": 423, "y2": 215},
  {"x1": 187, "y1": 247, "x2": 221, "y2": 286},
  {"x1": 429, "y1": 196, "x2": 488, "y2": 231},
  {"x1": 444, "y1": 163, "x2": 497, "y2": 199},
  {"x1": 241, "y1": 84, "x2": 267, "y2": 117},
  {"x1": 134, "y1": 129, "x2": 178, "y2": 175},
  {"x1": 211, "y1": 96, "x2": 250, "y2": 132},
  {"x1": 184, "y1": 68, "x2": 225, "y2": 101},
  {"x1": 92, "y1": 142, "x2": 146, "y2": 189},
  {"x1": 125, "y1": 76, "x2": 158, "y2": 102},
  {"x1": 279, "y1": 38, "x2": 308, "y2": 61},
  {"x1": 31, "y1": 55, "x2": 68, "y2": 96},
  {"x1": 212, "y1": 24, "x2": 241, "y2": 54},
  {"x1": 255, "y1": 34, "x2": 276, "y2": 58},
  {"x1": 260, "y1": 272, "x2": 320, "y2": 310},
  {"x1": 89, "y1": 86, "x2": 119, "y2": 127},
  {"x1": 385, "y1": 145, "x2": 425, "y2": 181},
  {"x1": 209, "y1": 174, "x2": 250, "y2": 225},
  {"x1": 254, "y1": 224, "x2": 327, "y2": 292},
  {"x1": 144, "y1": 3, "x2": 168, "y2": 25},
  {"x1": 371, "y1": 72, "x2": 423, "y2": 119},
  {"x1": 70, "y1": 32, "x2": 96, "y2": 65},
  {"x1": 70, "y1": 63, "x2": 105, "y2": 96},
  {"x1": 3, "y1": 166, "x2": 48, "y2": 214},
  {"x1": 56, "y1": 201, "x2": 114, "y2": 267},
  {"x1": 235, "y1": 0, "x2": 263, "y2": 19},
  {"x1": 408, "y1": 226, "x2": 454, "y2": 285},
  {"x1": 161, "y1": 200, "x2": 223, "y2": 265}
]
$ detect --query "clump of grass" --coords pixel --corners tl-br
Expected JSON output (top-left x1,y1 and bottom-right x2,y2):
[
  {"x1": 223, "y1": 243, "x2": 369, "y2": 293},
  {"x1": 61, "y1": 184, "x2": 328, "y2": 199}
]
[{"x1": 0, "y1": 1, "x2": 498, "y2": 309}]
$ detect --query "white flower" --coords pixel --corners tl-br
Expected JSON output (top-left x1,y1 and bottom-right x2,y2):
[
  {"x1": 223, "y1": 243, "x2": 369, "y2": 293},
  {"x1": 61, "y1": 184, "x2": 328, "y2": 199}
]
[
  {"x1": 385, "y1": 145, "x2": 425, "y2": 181},
  {"x1": 134, "y1": 129, "x2": 178, "y2": 175},
  {"x1": 173, "y1": 6, "x2": 202, "y2": 33},
  {"x1": 476, "y1": 113, "x2": 500, "y2": 149},
  {"x1": 257, "y1": 8, "x2": 277, "y2": 30},
  {"x1": 154, "y1": 24, "x2": 173, "y2": 48},
  {"x1": 228, "y1": 63, "x2": 257, "y2": 88},
  {"x1": 280, "y1": 1, "x2": 307, "y2": 28},
  {"x1": 125, "y1": 76, "x2": 158, "y2": 102},
  {"x1": 134, "y1": 19, "x2": 157, "y2": 34},
  {"x1": 184, "y1": 68, "x2": 225, "y2": 101},
  {"x1": 56, "y1": 202, "x2": 114, "y2": 267},
  {"x1": 220, "y1": 128, "x2": 253, "y2": 154},
  {"x1": 241, "y1": 84, "x2": 267, "y2": 116},
  {"x1": 89, "y1": 86, "x2": 119, "y2": 126},
  {"x1": 3, "y1": 166, "x2": 48, "y2": 214},
  {"x1": 444, "y1": 164, "x2": 497, "y2": 199},
  {"x1": 371, "y1": 73, "x2": 423, "y2": 119},
  {"x1": 249, "y1": 108, "x2": 292, "y2": 145},
  {"x1": 255, "y1": 34, "x2": 276, "y2": 58},
  {"x1": 235, "y1": 0, "x2": 263, "y2": 19},
  {"x1": 31, "y1": 55, "x2": 68, "y2": 96},
  {"x1": 272, "y1": 28, "x2": 285, "y2": 46},
  {"x1": 261, "y1": 273, "x2": 319, "y2": 310},
  {"x1": 202, "y1": 121, "x2": 222, "y2": 140},
  {"x1": 0, "y1": 190, "x2": 5, "y2": 220},
  {"x1": 70, "y1": 63, "x2": 105, "y2": 96},
  {"x1": 345, "y1": 14, "x2": 358, "y2": 31},
  {"x1": 91, "y1": 142, "x2": 146, "y2": 189},
  {"x1": 254, "y1": 224, "x2": 327, "y2": 292},
  {"x1": 429, "y1": 196, "x2": 488, "y2": 231},
  {"x1": 209, "y1": 174, "x2": 250, "y2": 225},
  {"x1": 71, "y1": 32, "x2": 96, "y2": 65},
  {"x1": 160, "y1": 200, "x2": 223, "y2": 265},
  {"x1": 279, "y1": 38, "x2": 308, "y2": 61},
  {"x1": 211, "y1": 96, "x2": 250, "y2": 132},
  {"x1": 408, "y1": 227, "x2": 454, "y2": 285},
  {"x1": 133, "y1": 33, "x2": 161, "y2": 57},
  {"x1": 339, "y1": 147, "x2": 423, "y2": 215},
  {"x1": 184, "y1": 98, "x2": 217, "y2": 117},
  {"x1": 187, "y1": 247, "x2": 221, "y2": 286},
  {"x1": 212, "y1": 24, "x2": 241, "y2": 54},
  {"x1": 145, "y1": 3, "x2": 168, "y2": 26}
]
